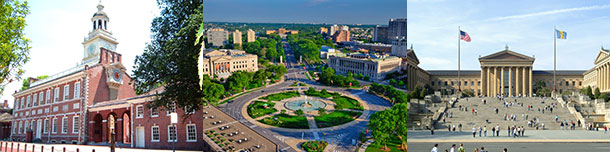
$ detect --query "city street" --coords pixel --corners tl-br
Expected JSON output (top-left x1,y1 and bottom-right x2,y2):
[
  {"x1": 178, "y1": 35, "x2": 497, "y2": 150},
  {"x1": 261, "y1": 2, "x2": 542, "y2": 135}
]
[{"x1": 217, "y1": 42, "x2": 392, "y2": 151}]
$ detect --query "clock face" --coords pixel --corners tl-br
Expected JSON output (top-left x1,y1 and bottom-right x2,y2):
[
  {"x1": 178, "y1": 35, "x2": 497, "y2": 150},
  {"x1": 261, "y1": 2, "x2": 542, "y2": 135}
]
[
  {"x1": 87, "y1": 45, "x2": 95, "y2": 56},
  {"x1": 112, "y1": 69, "x2": 122, "y2": 82},
  {"x1": 104, "y1": 43, "x2": 113, "y2": 51}
]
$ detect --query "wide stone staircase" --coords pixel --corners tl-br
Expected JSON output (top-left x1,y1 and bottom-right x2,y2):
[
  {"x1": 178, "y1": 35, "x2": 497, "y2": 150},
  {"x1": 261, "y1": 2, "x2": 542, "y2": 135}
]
[{"x1": 435, "y1": 97, "x2": 578, "y2": 130}]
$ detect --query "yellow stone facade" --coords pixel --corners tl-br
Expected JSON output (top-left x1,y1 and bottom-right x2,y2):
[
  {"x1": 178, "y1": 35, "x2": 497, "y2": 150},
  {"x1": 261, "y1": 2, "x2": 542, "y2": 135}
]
[{"x1": 407, "y1": 47, "x2": 598, "y2": 96}]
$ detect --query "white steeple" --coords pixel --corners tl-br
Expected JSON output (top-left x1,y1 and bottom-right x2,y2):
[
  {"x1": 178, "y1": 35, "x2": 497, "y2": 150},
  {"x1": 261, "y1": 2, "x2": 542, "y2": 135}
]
[{"x1": 82, "y1": 0, "x2": 118, "y2": 62}]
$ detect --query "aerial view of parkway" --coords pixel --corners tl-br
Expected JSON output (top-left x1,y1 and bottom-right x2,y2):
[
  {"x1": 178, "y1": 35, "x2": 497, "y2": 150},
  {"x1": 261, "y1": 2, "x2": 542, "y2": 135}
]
[{"x1": 1, "y1": 0, "x2": 610, "y2": 152}]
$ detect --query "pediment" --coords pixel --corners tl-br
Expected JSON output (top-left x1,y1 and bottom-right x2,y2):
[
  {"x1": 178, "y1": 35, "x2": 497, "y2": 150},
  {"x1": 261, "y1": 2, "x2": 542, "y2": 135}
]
[
  {"x1": 406, "y1": 50, "x2": 420, "y2": 64},
  {"x1": 479, "y1": 49, "x2": 534, "y2": 62},
  {"x1": 594, "y1": 49, "x2": 609, "y2": 65}
]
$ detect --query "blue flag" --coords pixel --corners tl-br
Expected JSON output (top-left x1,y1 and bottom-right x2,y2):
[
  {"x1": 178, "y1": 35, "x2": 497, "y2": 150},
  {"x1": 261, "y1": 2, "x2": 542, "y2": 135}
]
[{"x1": 556, "y1": 29, "x2": 567, "y2": 39}]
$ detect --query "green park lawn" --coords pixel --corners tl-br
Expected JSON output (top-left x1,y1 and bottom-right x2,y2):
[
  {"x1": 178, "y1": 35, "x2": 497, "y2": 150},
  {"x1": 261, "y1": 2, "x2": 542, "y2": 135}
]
[
  {"x1": 365, "y1": 136, "x2": 404, "y2": 152},
  {"x1": 258, "y1": 114, "x2": 309, "y2": 129},
  {"x1": 247, "y1": 101, "x2": 277, "y2": 118},
  {"x1": 261, "y1": 91, "x2": 300, "y2": 101},
  {"x1": 314, "y1": 110, "x2": 361, "y2": 128},
  {"x1": 332, "y1": 96, "x2": 363, "y2": 110},
  {"x1": 304, "y1": 89, "x2": 340, "y2": 98}
]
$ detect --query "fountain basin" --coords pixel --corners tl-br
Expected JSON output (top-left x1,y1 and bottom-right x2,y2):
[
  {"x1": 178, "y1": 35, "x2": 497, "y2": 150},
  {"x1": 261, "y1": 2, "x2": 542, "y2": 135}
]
[{"x1": 284, "y1": 97, "x2": 326, "y2": 112}]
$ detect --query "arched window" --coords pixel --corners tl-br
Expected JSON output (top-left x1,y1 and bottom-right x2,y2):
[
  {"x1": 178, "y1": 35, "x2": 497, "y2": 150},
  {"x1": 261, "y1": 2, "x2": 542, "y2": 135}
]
[
  {"x1": 93, "y1": 20, "x2": 96, "y2": 30},
  {"x1": 104, "y1": 20, "x2": 107, "y2": 30},
  {"x1": 98, "y1": 19, "x2": 102, "y2": 29}
]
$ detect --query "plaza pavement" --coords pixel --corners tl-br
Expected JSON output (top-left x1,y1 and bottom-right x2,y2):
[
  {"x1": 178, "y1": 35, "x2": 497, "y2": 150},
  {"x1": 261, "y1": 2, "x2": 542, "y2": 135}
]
[
  {"x1": 0, "y1": 141, "x2": 199, "y2": 152},
  {"x1": 407, "y1": 130, "x2": 610, "y2": 143},
  {"x1": 408, "y1": 142, "x2": 610, "y2": 152}
]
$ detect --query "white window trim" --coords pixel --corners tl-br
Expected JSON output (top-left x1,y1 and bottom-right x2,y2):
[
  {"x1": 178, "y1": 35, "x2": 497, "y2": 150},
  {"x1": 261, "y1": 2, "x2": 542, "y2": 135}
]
[
  {"x1": 167, "y1": 125, "x2": 177, "y2": 142},
  {"x1": 186, "y1": 124, "x2": 197, "y2": 142},
  {"x1": 150, "y1": 107, "x2": 159, "y2": 117},
  {"x1": 74, "y1": 82, "x2": 80, "y2": 98},
  {"x1": 33, "y1": 94, "x2": 37, "y2": 106},
  {"x1": 72, "y1": 116, "x2": 79, "y2": 134},
  {"x1": 151, "y1": 126, "x2": 160, "y2": 142},
  {"x1": 52, "y1": 118, "x2": 58, "y2": 134},
  {"x1": 64, "y1": 85, "x2": 70, "y2": 100},
  {"x1": 61, "y1": 117, "x2": 68, "y2": 134},
  {"x1": 46, "y1": 90, "x2": 51, "y2": 104},
  {"x1": 43, "y1": 119, "x2": 49, "y2": 133},
  {"x1": 54, "y1": 88, "x2": 60, "y2": 102},
  {"x1": 39, "y1": 92, "x2": 43, "y2": 105},
  {"x1": 136, "y1": 105, "x2": 144, "y2": 118}
]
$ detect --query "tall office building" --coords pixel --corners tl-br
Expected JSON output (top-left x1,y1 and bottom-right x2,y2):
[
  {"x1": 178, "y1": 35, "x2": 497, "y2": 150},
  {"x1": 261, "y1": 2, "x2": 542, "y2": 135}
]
[
  {"x1": 388, "y1": 18, "x2": 407, "y2": 39},
  {"x1": 329, "y1": 24, "x2": 339, "y2": 36},
  {"x1": 233, "y1": 30, "x2": 242, "y2": 45},
  {"x1": 247, "y1": 29, "x2": 255, "y2": 42},
  {"x1": 373, "y1": 25, "x2": 389, "y2": 43},
  {"x1": 207, "y1": 28, "x2": 229, "y2": 47}
]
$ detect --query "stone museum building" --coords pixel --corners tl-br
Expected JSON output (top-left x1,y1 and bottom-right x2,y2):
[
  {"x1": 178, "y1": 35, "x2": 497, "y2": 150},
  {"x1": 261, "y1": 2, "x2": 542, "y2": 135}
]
[
  {"x1": 10, "y1": 3, "x2": 276, "y2": 151},
  {"x1": 402, "y1": 45, "x2": 610, "y2": 96}
]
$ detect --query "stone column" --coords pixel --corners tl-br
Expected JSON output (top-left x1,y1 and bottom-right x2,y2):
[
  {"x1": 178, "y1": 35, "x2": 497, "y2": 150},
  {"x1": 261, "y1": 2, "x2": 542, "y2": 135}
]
[
  {"x1": 481, "y1": 67, "x2": 485, "y2": 96},
  {"x1": 491, "y1": 67, "x2": 498, "y2": 96},
  {"x1": 507, "y1": 67, "x2": 511, "y2": 96},
  {"x1": 486, "y1": 67, "x2": 490, "y2": 96},
  {"x1": 501, "y1": 67, "x2": 505, "y2": 96},
  {"x1": 516, "y1": 66, "x2": 520, "y2": 96},
  {"x1": 522, "y1": 67, "x2": 526, "y2": 96},
  {"x1": 527, "y1": 67, "x2": 532, "y2": 96}
]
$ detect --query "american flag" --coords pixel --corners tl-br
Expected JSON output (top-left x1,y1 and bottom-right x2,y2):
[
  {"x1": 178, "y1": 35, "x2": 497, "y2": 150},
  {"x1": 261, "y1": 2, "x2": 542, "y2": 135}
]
[{"x1": 460, "y1": 30, "x2": 471, "y2": 42}]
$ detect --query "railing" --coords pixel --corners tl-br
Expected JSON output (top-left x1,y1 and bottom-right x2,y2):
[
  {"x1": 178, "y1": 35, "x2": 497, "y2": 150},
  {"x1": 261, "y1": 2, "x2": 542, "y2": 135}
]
[
  {"x1": 30, "y1": 58, "x2": 98, "y2": 88},
  {"x1": 0, "y1": 141, "x2": 96, "y2": 152}
]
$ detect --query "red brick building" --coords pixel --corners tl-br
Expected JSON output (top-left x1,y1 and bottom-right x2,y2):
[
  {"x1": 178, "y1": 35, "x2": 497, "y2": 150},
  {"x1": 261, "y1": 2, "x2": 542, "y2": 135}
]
[{"x1": 10, "y1": 3, "x2": 135, "y2": 144}]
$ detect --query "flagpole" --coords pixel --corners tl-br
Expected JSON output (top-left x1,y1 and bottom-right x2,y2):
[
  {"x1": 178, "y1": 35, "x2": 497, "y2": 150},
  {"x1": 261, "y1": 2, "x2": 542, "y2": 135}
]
[
  {"x1": 553, "y1": 26, "x2": 557, "y2": 97},
  {"x1": 458, "y1": 26, "x2": 461, "y2": 93}
]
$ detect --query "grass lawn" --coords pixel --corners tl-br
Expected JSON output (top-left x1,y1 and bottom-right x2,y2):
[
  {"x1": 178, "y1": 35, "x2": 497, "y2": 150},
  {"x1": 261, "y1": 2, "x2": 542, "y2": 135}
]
[
  {"x1": 332, "y1": 96, "x2": 363, "y2": 110},
  {"x1": 301, "y1": 140, "x2": 328, "y2": 152},
  {"x1": 314, "y1": 110, "x2": 361, "y2": 128},
  {"x1": 247, "y1": 101, "x2": 277, "y2": 118},
  {"x1": 261, "y1": 91, "x2": 300, "y2": 101},
  {"x1": 365, "y1": 136, "x2": 405, "y2": 152},
  {"x1": 258, "y1": 114, "x2": 309, "y2": 129},
  {"x1": 305, "y1": 89, "x2": 341, "y2": 99}
]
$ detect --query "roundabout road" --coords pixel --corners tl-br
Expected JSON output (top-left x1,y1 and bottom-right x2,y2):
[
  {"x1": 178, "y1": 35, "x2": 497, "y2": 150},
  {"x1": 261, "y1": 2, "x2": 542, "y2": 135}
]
[{"x1": 217, "y1": 41, "x2": 392, "y2": 151}]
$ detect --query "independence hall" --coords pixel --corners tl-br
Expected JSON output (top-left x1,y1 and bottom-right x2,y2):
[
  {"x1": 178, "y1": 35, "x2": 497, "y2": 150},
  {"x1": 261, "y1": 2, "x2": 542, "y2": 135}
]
[{"x1": 9, "y1": 3, "x2": 276, "y2": 151}]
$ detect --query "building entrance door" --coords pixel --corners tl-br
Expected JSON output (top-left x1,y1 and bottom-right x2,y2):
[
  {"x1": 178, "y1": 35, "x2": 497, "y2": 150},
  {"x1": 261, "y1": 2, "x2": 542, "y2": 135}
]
[
  {"x1": 135, "y1": 127, "x2": 145, "y2": 148},
  {"x1": 36, "y1": 120, "x2": 42, "y2": 139}
]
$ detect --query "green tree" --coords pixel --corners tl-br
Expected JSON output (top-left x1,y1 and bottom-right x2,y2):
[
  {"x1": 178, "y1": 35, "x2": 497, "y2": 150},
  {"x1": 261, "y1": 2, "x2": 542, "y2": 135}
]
[
  {"x1": 21, "y1": 75, "x2": 48, "y2": 91},
  {"x1": 397, "y1": 80, "x2": 404, "y2": 88},
  {"x1": 1, "y1": 0, "x2": 30, "y2": 95},
  {"x1": 294, "y1": 109, "x2": 304, "y2": 116},
  {"x1": 364, "y1": 75, "x2": 370, "y2": 81},
  {"x1": 595, "y1": 87, "x2": 601, "y2": 99},
  {"x1": 420, "y1": 88, "x2": 427, "y2": 98},
  {"x1": 585, "y1": 86, "x2": 594, "y2": 99},
  {"x1": 317, "y1": 108, "x2": 326, "y2": 115},
  {"x1": 368, "y1": 108, "x2": 396, "y2": 150},
  {"x1": 389, "y1": 79, "x2": 397, "y2": 86},
  {"x1": 200, "y1": 75, "x2": 225, "y2": 105},
  {"x1": 132, "y1": 0, "x2": 203, "y2": 112}
]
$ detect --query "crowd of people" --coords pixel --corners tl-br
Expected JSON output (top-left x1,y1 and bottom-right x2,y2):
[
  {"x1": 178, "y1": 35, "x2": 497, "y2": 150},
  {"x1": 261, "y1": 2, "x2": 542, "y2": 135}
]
[{"x1": 430, "y1": 143, "x2": 508, "y2": 152}]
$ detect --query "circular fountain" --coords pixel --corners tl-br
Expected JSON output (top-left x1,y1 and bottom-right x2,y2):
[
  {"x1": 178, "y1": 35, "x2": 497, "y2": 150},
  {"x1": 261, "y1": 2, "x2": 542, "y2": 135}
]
[{"x1": 284, "y1": 96, "x2": 326, "y2": 112}]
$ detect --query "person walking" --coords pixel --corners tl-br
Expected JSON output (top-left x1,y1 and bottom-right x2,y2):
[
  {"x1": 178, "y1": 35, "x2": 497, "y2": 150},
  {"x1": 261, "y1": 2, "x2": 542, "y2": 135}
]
[
  {"x1": 483, "y1": 126, "x2": 487, "y2": 137},
  {"x1": 458, "y1": 144, "x2": 465, "y2": 152},
  {"x1": 450, "y1": 144, "x2": 456, "y2": 152},
  {"x1": 604, "y1": 126, "x2": 607, "y2": 134},
  {"x1": 507, "y1": 126, "x2": 511, "y2": 137},
  {"x1": 480, "y1": 147, "x2": 488, "y2": 152},
  {"x1": 459, "y1": 123, "x2": 463, "y2": 132},
  {"x1": 491, "y1": 126, "x2": 496, "y2": 136},
  {"x1": 521, "y1": 126, "x2": 525, "y2": 136},
  {"x1": 431, "y1": 144, "x2": 439, "y2": 152},
  {"x1": 478, "y1": 126, "x2": 482, "y2": 137},
  {"x1": 473, "y1": 148, "x2": 479, "y2": 152},
  {"x1": 496, "y1": 125, "x2": 500, "y2": 136},
  {"x1": 472, "y1": 126, "x2": 477, "y2": 138}
]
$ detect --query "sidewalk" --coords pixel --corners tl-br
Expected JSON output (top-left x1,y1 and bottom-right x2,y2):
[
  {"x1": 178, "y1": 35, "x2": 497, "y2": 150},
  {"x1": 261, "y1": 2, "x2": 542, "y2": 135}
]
[
  {"x1": 407, "y1": 130, "x2": 610, "y2": 143},
  {"x1": 0, "y1": 141, "x2": 199, "y2": 152}
]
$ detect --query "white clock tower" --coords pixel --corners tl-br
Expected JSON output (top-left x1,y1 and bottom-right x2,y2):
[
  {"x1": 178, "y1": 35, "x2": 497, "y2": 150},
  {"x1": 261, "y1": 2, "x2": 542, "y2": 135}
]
[{"x1": 82, "y1": 1, "x2": 118, "y2": 62}]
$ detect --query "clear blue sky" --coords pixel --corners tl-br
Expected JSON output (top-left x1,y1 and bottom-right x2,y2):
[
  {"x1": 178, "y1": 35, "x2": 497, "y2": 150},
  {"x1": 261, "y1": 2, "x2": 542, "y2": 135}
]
[
  {"x1": 203, "y1": 0, "x2": 406, "y2": 24},
  {"x1": 408, "y1": 0, "x2": 610, "y2": 70}
]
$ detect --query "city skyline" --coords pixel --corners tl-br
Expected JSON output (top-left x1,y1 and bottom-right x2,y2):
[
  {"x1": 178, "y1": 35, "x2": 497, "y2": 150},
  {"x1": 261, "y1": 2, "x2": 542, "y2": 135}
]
[{"x1": 408, "y1": 0, "x2": 610, "y2": 71}]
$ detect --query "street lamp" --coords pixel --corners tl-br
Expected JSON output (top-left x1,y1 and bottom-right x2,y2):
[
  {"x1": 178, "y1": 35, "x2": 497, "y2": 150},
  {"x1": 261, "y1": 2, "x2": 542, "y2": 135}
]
[{"x1": 170, "y1": 112, "x2": 178, "y2": 152}]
